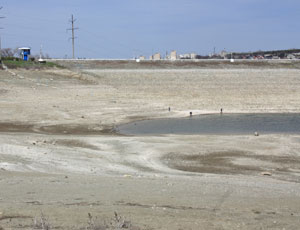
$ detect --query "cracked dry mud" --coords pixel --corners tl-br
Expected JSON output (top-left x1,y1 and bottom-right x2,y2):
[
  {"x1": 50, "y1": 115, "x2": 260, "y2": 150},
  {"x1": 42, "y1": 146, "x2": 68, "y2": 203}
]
[{"x1": 1, "y1": 61, "x2": 300, "y2": 229}]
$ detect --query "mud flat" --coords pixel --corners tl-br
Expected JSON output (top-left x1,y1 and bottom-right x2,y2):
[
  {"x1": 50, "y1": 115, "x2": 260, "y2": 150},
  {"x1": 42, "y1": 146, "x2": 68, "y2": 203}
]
[{"x1": 0, "y1": 62, "x2": 300, "y2": 229}]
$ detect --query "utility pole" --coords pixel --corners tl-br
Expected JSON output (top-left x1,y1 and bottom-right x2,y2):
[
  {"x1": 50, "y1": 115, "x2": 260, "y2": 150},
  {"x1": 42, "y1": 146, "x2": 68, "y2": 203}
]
[
  {"x1": 39, "y1": 45, "x2": 42, "y2": 60},
  {"x1": 67, "y1": 14, "x2": 78, "y2": 59},
  {"x1": 0, "y1": 6, "x2": 4, "y2": 63},
  {"x1": 0, "y1": 37, "x2": 2, "y2": 62}
]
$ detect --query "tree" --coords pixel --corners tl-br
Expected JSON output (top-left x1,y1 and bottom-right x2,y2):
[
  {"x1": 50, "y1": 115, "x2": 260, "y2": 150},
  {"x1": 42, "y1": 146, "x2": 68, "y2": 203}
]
[
  {"x1": 1, "y1": 48, "x2": 19, "y2": 58},
  {"x1": 1, "y1": 48, "x2": 13, "y2": 57}
]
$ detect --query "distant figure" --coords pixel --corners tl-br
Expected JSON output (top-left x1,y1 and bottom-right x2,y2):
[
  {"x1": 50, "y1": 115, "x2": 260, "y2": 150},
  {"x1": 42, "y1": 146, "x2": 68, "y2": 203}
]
[
  {"x1": 190, "y1": 112, "x2": 192, "y2": 116},
  {"x1": 168, "y1": 107, "x2": 171, "y2": 112},
  {"x1": 220, "y1": 108, "x2": 223, "y2": 114}
]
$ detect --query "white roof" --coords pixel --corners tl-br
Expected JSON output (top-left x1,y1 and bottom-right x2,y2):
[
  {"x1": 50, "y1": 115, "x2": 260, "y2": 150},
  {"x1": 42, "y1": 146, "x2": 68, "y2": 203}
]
[{"x1": 18, "y1": 47, "x2": 31, "y2": 50}]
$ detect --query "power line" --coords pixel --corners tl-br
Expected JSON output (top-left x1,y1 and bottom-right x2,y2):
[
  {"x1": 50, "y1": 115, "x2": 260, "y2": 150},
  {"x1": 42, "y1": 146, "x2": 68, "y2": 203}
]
[
  {"x1": 67, "y1": 14, "x2": 78, "y2": 59},
  {"x1": 4, "y1": 12, "x2": 60, "y2": 24},
  {"x1": 0, "y1": 6, "x2": 4, "y2": 29}
]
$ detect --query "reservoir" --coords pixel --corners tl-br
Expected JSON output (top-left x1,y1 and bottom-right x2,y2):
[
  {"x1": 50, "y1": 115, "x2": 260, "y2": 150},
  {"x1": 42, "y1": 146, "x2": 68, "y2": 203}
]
[{"x1": 117, "y1": 113, "x2": 300, "y2": 135}]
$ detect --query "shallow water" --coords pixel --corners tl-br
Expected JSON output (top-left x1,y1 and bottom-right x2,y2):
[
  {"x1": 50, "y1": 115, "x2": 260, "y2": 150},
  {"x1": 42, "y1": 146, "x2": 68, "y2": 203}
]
[{"x1": 117, "y1": 113, "x2": 300, "y2": 135}]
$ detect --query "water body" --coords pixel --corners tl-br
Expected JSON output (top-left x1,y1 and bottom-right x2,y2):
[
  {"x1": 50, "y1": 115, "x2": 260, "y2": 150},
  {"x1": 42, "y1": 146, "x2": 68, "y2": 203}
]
[{"x1": 117, "y1": 113, "x2": 300, "y2": 135}]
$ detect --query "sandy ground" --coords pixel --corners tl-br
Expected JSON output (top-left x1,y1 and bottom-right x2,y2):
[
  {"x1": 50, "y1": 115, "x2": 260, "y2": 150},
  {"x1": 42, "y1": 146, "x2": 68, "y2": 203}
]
[{"x1": 1, "y1": 62, "x2": 300, "y2": 229}]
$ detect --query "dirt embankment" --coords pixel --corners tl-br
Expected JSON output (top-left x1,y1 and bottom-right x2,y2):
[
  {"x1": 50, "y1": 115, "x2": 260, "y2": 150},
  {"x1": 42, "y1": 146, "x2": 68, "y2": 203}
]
[{"x1": 51, "y1": 59, "x2": 300, "y2": 70}]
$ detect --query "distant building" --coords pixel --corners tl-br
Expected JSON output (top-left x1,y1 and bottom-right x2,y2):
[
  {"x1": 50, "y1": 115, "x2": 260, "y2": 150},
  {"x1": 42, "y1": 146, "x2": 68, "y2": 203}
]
[
  {"x1": 287, "y1": 54, "x2": 296, "y2": 59},
  {"x1": 149, "y1": 55, "x2": 153, "y2": 60},
  {"x1": 179, "y1": 54, "x2": 190, "y2": 59},
  {"x1": 170, "y1": 50, "x2": 177, "y2": 60},
  {"x1": 264, "y1": 54, "x2": 272, "y2": 59},
  {"x1": 179, "y1": 53, "x2": 195, "y2": 59},
  {"x1": 220, "y1": 50, "x2": 228, "y2": 59},
  {"x1": 190, "y1": 53, "x2": 197, "y2": 59},
  {"x1": 292, "y1": 53, "x2": 300, "y2": 59},
  {"x1": 153, "y1": 53, "x2": 161, "y2": 60},
  {"x1": 139, "y1": 56, "x2": 145, "y2": 60}
]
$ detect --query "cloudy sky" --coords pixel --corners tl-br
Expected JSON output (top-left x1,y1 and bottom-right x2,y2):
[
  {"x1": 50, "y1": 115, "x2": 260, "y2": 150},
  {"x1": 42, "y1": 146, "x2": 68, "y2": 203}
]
[{"x1": 0, "y1": 0, "x2": 299, "y2": 58}]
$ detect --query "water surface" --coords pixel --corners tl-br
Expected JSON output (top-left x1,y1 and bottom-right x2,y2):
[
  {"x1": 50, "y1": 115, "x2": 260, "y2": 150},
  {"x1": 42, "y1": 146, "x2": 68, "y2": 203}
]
[{"x1": 117, "y1": 113, "x2": 300, "y2": 135}]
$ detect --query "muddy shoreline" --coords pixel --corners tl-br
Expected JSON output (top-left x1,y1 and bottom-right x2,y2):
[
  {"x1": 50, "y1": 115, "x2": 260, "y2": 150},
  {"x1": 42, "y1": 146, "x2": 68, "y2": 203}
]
[{"x1": 0, "y1": 122, "x2": 116, "y2": 135}]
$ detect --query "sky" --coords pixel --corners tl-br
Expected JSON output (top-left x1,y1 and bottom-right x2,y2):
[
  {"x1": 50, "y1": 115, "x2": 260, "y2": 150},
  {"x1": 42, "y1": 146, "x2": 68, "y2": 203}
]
[{"x1": 0, "y1": 0, "x2": 300, "y2": 59}]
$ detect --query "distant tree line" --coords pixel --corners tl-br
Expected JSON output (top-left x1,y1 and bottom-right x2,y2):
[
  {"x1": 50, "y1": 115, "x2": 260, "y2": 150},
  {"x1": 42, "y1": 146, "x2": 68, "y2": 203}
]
[
  {"x1": 195, "y1": 48, "x2": 300, "y2": 60},
  {"x1": 229, "y1": 49, "x2": 300, "y2": 59}
]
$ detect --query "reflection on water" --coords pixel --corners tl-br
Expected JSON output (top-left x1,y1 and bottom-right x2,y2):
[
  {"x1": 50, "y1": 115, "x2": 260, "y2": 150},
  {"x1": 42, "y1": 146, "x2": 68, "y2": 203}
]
[{"x1": 118, "y1": 113, "x2": 300, "y2": 135}]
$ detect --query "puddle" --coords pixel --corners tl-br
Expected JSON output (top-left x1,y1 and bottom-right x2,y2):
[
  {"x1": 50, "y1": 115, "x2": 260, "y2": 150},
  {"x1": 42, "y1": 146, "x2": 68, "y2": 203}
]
[{"x1": 118, "y1": 113, "x2": 300, "y2": 135}]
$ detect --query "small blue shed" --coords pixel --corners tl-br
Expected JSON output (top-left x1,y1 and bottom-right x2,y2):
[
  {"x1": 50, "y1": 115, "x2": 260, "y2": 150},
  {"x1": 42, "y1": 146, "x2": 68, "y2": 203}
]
[{"x1": 19, "y1": 47, "x2": 31, "y2": 61}]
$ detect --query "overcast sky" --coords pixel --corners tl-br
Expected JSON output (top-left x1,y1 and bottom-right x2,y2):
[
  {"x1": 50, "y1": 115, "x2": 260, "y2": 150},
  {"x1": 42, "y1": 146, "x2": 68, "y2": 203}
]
[{"x1": 0, "y1": 0, "x2": 299, "y2": 59}]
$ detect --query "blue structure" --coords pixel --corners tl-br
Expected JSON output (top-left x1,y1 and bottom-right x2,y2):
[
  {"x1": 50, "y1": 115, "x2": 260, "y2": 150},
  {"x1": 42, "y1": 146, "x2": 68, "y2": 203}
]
[{"x1": 19, "y1": 47, "x2": 31, "y2": 61}]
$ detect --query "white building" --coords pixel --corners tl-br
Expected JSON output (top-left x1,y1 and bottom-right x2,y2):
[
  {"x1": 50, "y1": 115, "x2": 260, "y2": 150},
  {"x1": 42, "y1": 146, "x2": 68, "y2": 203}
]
[
  {"x1": 190, "y1": 53, "x2": 197, "y2": 59},
  {"x1": 153, "y1": 53, "x2": 161, "y2": 60},
  {"x1": 170, "y1": 50, "x2": 177, "y2": 60}
]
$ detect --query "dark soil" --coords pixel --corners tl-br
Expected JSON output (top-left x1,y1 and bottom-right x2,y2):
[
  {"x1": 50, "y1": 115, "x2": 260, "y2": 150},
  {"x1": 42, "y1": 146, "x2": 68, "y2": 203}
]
[
  {"x1": 0, "y1": 122, "x2": 116, "y2": 135},
  {"x1": 162, "y1": 151, "x2": 300, "y2": 176}
]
